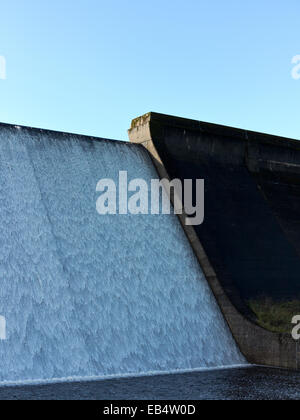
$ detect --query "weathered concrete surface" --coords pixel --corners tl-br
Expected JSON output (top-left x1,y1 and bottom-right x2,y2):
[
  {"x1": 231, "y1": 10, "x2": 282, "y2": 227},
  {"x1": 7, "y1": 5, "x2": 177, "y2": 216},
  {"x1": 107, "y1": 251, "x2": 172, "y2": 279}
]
[{"x1": 128, "y1": 112, "x2": 300, "y2": 369}]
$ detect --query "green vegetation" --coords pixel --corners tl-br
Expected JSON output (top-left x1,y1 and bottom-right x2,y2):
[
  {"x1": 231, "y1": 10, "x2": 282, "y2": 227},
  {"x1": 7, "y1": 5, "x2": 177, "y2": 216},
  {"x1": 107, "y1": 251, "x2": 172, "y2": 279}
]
[
  {"x1": 130, "y1": 113, "x2": 151, "y2": 129},
  {"x1": 248, "y1": 298, "x2": 300, "y2": 334}
]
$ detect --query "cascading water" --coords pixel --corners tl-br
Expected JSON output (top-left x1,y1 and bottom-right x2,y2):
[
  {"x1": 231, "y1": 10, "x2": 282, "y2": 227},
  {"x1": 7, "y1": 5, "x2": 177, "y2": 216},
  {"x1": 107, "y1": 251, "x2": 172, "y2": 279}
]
[{"x1": 0, "y1": 125, "x2": 246, "y2": 384}]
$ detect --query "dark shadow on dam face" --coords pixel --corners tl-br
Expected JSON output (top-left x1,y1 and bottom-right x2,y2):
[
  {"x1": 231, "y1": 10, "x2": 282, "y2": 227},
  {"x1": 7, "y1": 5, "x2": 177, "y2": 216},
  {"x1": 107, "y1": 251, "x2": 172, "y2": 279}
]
[{"x1": 151, "y1": 123, "x2": 300, "y2": 304}]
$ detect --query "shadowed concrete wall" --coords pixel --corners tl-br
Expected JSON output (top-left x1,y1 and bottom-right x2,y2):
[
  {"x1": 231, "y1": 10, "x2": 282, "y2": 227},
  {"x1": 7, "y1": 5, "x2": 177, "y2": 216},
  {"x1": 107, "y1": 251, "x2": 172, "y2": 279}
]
[{"x1": 128, "y1": 112, "x2": 300, "y2": 369}]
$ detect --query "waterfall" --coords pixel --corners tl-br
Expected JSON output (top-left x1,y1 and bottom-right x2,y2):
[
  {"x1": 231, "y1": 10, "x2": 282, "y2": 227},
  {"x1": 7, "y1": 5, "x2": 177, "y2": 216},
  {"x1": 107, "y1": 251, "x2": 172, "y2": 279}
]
[{"x1": 0, "y1": 125, "x2": 245, "y2": 384}]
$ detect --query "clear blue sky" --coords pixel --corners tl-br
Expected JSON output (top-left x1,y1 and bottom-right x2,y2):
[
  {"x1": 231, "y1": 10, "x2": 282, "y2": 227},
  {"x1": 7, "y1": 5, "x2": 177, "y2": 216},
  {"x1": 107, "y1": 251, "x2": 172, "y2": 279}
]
[{"x1": 0, "y1": 0, "x2": 299, "y2": 141}]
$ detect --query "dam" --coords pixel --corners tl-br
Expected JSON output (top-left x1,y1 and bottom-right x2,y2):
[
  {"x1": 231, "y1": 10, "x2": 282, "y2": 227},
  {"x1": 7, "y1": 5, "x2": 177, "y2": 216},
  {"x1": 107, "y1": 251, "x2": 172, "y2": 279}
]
[
  {"x1": 1, "y1": 111, "x2": 300, "y2": 399},
  {"x1": 129, "y1": 112, "x2": 300, "y2": 370},
  {"x1": 0, "y1": 122, "x2": 245, "y2": 384}
]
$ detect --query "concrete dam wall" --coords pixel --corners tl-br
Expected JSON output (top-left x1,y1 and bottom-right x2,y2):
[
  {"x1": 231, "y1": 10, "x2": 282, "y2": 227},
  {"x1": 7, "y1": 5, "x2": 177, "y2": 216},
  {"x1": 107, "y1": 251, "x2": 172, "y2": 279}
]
[
  {"x1": 0, "y1": 122, "x2": 245, "y2": 384},
  {"x1": 1, "y1": 111, "x2": 299, "y2": 381},
  {"x1": 129, "y1": 112, "x2": 300, "y2": 369}
]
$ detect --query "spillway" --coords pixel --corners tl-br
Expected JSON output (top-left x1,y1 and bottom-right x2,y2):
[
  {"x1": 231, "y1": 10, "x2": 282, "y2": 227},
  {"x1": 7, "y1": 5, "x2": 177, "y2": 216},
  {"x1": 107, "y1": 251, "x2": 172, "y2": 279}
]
[{"x1": 0, "y1": 124, "x2": 245, "y2": 384}]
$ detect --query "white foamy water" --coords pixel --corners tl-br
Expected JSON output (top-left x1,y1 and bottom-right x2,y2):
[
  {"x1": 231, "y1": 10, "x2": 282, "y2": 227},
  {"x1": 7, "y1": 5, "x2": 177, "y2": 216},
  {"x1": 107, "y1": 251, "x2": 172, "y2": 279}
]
[{"x1": 0, "y1": 125, "x2": 246, "y2": 383}]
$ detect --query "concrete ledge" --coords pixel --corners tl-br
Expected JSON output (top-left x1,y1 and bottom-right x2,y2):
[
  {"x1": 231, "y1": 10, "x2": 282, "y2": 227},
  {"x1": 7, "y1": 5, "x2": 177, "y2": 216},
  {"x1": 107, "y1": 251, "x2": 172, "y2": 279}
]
[{"x1": 128, "y1": 112, "x2": 300, "y2": 370}]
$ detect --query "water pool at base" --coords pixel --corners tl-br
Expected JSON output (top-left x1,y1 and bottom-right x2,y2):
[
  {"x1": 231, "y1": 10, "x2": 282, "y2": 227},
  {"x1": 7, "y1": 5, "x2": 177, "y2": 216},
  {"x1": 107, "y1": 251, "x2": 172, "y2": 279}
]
[{"x1": 0, "y1": 367, "x2": 299, "y2": 400}]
